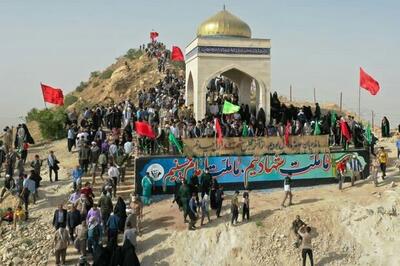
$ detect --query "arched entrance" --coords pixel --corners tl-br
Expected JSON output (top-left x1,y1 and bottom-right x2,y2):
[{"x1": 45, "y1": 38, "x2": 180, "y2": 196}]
[{"x1": 203, "y1": 67, "x2": 263, "y2": 117}]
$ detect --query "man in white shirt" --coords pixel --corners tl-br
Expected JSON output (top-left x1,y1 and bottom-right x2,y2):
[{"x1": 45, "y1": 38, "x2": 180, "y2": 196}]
[
  {"x1": 298, "y1": 225, "x2": 314, "y2": 266},
  {"x1": 108, "y1": 163, "x2": 120, "y2": 197}
]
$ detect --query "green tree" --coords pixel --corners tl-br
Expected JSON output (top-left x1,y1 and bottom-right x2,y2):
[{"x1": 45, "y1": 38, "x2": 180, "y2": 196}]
[
  {"x1": 100, "y1": 69, "x2": 114, "y2": 79},
  {"x1": 32, "y1": 107, "x2": 66, "y2": 140}
]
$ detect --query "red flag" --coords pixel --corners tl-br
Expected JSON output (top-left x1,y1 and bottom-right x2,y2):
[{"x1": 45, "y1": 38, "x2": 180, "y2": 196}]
[
  {"x1": 171, "y1": 46, "x2": 184, "y2": 61},
  {"x1": 41, "y1": 83, "x2": 64, "y2": 106},
  {"x1": 214, "y1": 118, "x2": 223, "y2": 145},
  {"x1": 340, "y1": 119, "x2": 352, "y2": 142},
  {"x1": 360, "y1": 67, "x2": 380, "y2": 95},
  {"x1": 150, "y1": 31, "x2": 159, "y2": 42},
  {"x1": 284, "y1": 121, "x2": 291, "y2": 146},
  {"x1": 135, "y1": 121, "x2": 156, "y2": 139}
]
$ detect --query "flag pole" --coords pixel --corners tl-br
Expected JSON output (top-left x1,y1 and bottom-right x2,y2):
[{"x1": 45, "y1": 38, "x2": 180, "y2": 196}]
[
  {"x1": 358, "y1": 87, "x2": 361, "y2": 120},
  {"x1": 40, "y1": 83, "x2": 48, "y2": 109}
]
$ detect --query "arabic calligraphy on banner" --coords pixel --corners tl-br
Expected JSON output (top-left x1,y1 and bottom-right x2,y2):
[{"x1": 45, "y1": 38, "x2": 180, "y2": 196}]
[
  {"x1": 137, "y1": 153, "x2": 346, "y2": 191},
  {"x1": 182, "y1": 135, "x2": 329, "y2": 156}
]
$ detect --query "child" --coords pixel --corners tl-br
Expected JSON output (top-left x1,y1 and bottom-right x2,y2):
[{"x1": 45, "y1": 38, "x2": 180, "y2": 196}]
[
  {"x1": 13, "y1": 205, "x2": 25, "y2": 228},
  {"x1": 2, "y1": 207, "x2": 14, "y2": 224}
]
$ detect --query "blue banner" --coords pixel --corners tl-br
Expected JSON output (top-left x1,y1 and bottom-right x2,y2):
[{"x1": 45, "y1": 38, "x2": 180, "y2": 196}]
[{"x1": 137, "y1": 153, "x2": 357, "y2": 189}]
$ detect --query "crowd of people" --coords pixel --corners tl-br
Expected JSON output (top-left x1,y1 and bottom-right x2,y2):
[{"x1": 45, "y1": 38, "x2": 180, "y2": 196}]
[
  {"x1": 170, "y1": 168, "x2": 251, "y2": 230},
  {"x1": 62, "y1": 113, "x2": 143, "y2": 264},
  {"x1": 59, "y1": 37, "x2": 379, "y2": 158},
  {"x1": 0, "y1": 122, "x2": 142, "y2": 265},
  {"x1": 0, "y1": 37, "x2": 396, "y2": 266}
]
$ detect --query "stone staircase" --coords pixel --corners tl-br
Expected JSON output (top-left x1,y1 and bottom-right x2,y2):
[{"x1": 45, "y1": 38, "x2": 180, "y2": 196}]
[{"x1": 47, "y1": 156, "x2": 136, "y2": 265}]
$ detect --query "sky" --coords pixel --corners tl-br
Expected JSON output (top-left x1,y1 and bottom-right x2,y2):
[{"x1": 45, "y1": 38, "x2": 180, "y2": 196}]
[{"x1": 0, "y1": 0, "x2": 399, "y2": 129}]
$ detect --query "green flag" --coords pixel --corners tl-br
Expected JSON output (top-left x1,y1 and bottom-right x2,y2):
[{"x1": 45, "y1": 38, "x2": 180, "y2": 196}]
[
  {"x1": 330, "y1": 111, "x2": 337, "y2": 128},
  {"x1": 222, "y1": 101, "x2": 240, "y2": 114},
  {"x1": 314, "y1": 120, "x2": 321, "y2": 135},
  {"x1": 365, "y1": 123, "x2": 372, "y2": 144},
  {"x1": 168, "y1": 132, "x2": 183, "y2": 153},
  {"x1": 242, "y1": 122, "x2": 248, "y2": 137}
]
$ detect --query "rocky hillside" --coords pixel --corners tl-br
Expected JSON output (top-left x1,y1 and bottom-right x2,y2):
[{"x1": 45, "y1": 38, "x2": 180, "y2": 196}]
[{"x1": 65, "y1": 49, "x2": 184, "y2": 109}]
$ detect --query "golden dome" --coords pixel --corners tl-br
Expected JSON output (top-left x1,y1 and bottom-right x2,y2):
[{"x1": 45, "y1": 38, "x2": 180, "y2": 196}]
[{"x1": 197, "y1": 9, "x2": 251, "y2": 38}]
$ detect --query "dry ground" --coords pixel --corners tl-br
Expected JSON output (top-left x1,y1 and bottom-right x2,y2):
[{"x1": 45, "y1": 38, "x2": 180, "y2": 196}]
[{"x1": 1, "y1": 136, "x2": 398, "y2": 266}]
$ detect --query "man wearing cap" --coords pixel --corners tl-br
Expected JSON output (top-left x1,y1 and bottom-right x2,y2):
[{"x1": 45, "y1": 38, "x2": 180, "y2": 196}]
[{"x1": 347, "y1": 154, "x2": 363, "y2": 186}]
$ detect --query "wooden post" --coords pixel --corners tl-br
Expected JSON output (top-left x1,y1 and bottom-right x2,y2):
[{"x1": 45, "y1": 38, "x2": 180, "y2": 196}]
[
  {"x1": 358, "y1": 87, "x2": 361, "y2": 120},
  {"x1": 371, "y1": 110, "x2": 374, "y2": 130},
  {"x1": 290, "y1": 85, "x2": 292, "y2": 102},
  {"x1": 339, "y1": 92, "x2": 342, "y2": 113},
  {"x1": 313, "y1": 87, "x2": 316, "y2": 104}
]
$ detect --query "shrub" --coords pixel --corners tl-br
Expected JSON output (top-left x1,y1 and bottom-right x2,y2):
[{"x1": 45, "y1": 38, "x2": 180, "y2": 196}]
[
  {"x1": 26, "y1": 108, "x2": 40, "y2": 122},
  {"x1": 255, "y1": 221, "x2": 264, "y2": 227},
  {"x1": 30, "y1": 107, "x2": 66, "y2": 140},
  {"x1": 93, "y1": 81, "x2": 100, "y2": 88},
  {"x1": 90, "y1": 71, "x2": 100, "y2": 78},
  {"x1": 100, "y1": 69, "x2": 114, "y2": 79},
  {"x1": 75, "y1": 81, "x2": 88, "y2": 92},
  {"x1": 124, "y1": 48, "x2": 143, "y2": 60},
  {"x1": 64, "y1": 95, "x2": 78, "y2": 107}
]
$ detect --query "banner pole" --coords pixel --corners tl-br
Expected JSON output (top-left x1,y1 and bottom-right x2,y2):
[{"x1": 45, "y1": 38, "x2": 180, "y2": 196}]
[
  {"x1": 371, "y1": 110, "x2": 374, "y2": 130},
  {"x1": 358, "y1": 87, "x2": 361, "y2": 120},
  {"x1": 41, "y1": 83, "x2": 48, "y2": 109},
  {"x1": 313, "y1": 87, "x2": 316, "y2": 104}
]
